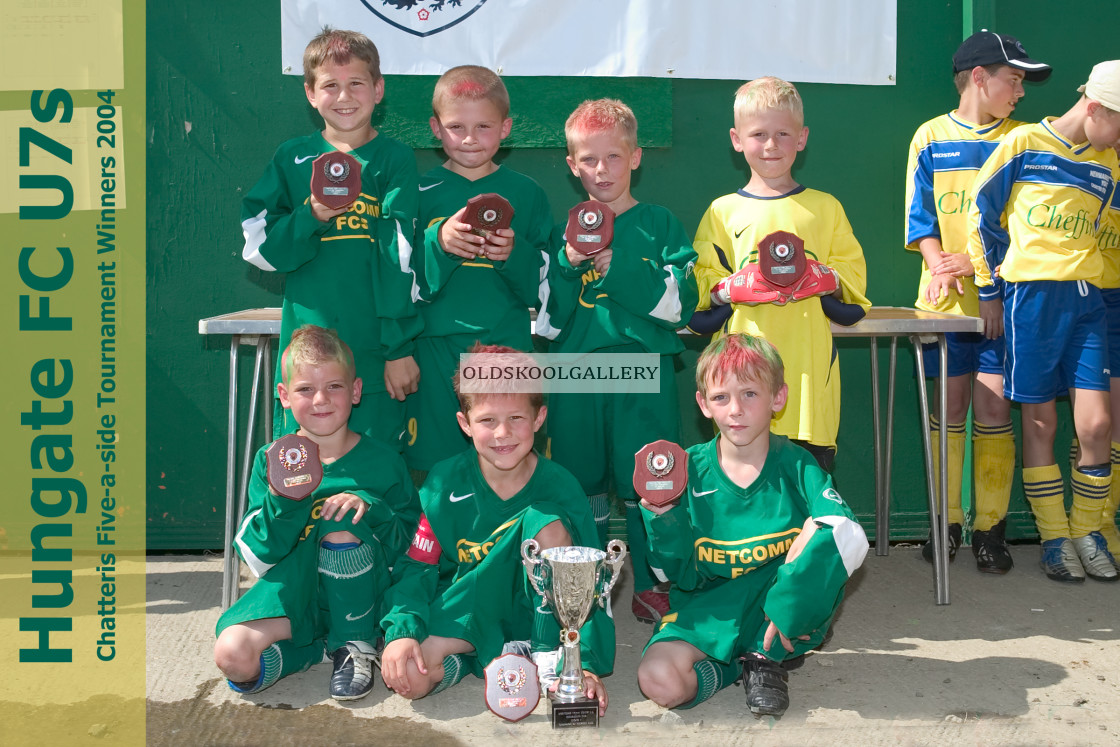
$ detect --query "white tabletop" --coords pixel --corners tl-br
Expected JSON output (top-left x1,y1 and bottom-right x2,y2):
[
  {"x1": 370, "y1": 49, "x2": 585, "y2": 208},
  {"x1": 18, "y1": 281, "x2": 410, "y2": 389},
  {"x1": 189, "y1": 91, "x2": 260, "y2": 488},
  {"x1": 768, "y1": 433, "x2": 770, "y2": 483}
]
[
  {"x1": 199, "y1": 308, "x2": 281, "y2": 336},
  {"x1": 831, "y1": 306, "x2": 984, "y2": 337}
]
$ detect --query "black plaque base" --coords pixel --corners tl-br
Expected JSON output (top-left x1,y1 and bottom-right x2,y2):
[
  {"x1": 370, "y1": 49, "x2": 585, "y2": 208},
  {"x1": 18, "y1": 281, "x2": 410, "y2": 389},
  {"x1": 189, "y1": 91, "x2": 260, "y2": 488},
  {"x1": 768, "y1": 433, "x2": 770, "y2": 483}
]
[{"x1": 548, "y1": 694, "x2": 599, "y2": 728}]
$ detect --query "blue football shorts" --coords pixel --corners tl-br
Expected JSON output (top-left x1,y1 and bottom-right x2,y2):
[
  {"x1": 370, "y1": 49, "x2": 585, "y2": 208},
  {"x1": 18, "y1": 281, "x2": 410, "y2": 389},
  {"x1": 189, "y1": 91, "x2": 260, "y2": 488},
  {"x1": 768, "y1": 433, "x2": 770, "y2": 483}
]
[{"x1": 1004, "y1": 279, "x2": 1109, "y2": 403}]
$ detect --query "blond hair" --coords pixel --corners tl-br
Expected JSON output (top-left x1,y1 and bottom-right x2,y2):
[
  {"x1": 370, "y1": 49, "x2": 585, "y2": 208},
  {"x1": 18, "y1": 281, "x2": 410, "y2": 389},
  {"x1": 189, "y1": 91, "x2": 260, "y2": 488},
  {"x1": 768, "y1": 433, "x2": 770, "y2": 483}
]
[
  {"x1": 303, "y1": 27, "x2": 381, "y2": 88},
  {"x1": 281, "y1": 325, "x2": 356, "y2": 383},
  {"x1": 565, "y1": 98, "x2": 638, "y2": 153},
  {"x1": 432, "y1": 65, "x2": 510, "y2": 119},
  {"x1": 733, "y1": 76, "x2": 804, "y2": 128}
]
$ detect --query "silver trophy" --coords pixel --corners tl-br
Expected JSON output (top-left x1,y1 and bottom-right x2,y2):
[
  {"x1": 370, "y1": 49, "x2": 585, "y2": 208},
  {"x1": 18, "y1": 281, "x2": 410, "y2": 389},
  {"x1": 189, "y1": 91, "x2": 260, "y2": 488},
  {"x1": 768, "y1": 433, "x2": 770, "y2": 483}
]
[{"x1": 521, "y1": 539, "x2": 626, "y2": 728}]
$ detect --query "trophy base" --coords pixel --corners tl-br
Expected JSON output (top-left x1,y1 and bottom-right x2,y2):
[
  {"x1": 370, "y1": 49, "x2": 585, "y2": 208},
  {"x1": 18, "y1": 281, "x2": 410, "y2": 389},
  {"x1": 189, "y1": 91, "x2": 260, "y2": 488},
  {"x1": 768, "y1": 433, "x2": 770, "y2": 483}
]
[{"x1": 548, "y1": 693, "x2": 599, "y2": 728}]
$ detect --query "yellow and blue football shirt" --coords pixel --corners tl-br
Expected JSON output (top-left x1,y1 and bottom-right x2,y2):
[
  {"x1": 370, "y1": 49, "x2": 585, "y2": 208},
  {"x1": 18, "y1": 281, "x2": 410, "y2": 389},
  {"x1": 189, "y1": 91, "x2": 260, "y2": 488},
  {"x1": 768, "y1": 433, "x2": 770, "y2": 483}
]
[
  {"x1": 1097, "y1": 175, "x2": 1120, "y2": 289},
  {"x1": 968, "y1": 117, "x2": 1119, "y2": 298},
  {"x1": 904, "y1": 112, "x2": 1022, "y2": 315}
]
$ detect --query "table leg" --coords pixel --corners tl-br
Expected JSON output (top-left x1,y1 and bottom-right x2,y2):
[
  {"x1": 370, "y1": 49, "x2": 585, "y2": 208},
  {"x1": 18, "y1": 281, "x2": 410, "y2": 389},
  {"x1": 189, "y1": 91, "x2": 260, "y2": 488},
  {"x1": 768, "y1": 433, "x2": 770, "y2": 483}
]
[
  {"x1": 936, "y1": 335, "x2": 951, "y2": 604},
  {"x1": 227, "y1": 337, "x2": 269, "y2": 607},
  {"x1": 263, "y1": 337, "x2": 273, "y2": 441},
  {"x1": 221, "y1": 336, "x2": 240, "y2": 611},
  {"x1": 912, "y1": 335, "x2": 948, "y2": 604},
  {"x1": 871, "y1": 338, "x2": 886, "y2": 555},
  {"x1": 885, "y1": 337, "x2": 898, "y2": 550},
  {"x1": 238, "y1": 338, "x2": 268, "y2": 520}
]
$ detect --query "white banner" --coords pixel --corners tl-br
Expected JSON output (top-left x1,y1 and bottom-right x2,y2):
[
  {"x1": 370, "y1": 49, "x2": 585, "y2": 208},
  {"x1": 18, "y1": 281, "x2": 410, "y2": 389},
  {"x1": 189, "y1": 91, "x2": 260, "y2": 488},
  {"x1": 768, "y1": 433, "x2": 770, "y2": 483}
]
[{"x1": 282, "y1": 0, "x2": 896, "y2": 85}]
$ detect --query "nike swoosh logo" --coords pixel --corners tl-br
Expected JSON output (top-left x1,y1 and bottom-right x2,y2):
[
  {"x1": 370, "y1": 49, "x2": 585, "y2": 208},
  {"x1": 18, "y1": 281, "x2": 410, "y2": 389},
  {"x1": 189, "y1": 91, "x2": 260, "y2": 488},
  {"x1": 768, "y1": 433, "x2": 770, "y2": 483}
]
[
  {"x1": 419, "y1": 181, "x2": 443, "y2": 192},
  {"x1": 734, "y1": 226, "x2": 750, "y2": 238},
  {"x1": 691, "y1": 488, "x2": 718, "y2": 498},
  {"x1": 294, "y1": 154, "x2": 319, "y2": 164},
  {"x1": 449, "y1": 492, "x2": 474, "y2": 503},
  {"x1": 345, "y1": 603, "x2": 376, "y2": 621}
]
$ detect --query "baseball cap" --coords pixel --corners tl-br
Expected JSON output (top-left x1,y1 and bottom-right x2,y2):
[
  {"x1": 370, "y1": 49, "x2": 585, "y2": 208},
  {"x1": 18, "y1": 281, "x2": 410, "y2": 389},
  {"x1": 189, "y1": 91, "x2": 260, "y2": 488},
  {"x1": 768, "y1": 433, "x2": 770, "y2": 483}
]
[
  {"x1": 952, "y1": 30, "x2": 1052, "y2": 82},
  {"x1": 1077, "y1": 60, "x2": 1120, "y2": 112}
]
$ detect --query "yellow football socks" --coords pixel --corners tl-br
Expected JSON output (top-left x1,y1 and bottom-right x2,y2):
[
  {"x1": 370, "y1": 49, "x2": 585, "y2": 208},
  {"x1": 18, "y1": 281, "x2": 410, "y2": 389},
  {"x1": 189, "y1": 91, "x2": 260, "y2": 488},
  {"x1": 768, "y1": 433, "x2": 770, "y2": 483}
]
[
  {"x1": 1069, "y1": 467, "x2": 1110, "y2": 540},
  {"x1": 1022, "y1": 464, "x2": 1069, "y2": 541},
  {"x1": 972, "y1": 421, "x2": 1015, "y2": 532},
  {"x1": 929, "y1": 416, "x2": 966, "y2": 526},
  {"x1": 1102, "y1": 443, "x2": 1120, "y2": 554}
]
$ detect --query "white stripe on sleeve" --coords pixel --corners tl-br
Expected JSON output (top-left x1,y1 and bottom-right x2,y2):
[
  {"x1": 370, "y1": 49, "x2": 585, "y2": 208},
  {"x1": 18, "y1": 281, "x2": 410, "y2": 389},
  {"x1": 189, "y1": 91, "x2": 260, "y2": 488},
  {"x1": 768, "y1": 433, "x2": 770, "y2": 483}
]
[
  {"x1": 815, "y1": 515, "x2": 869, "y2": 577},
  {"x1": 648, "y1": 263, "x2": 685, "y2": 323},
  {"x1": 534, "y1": 249, "x2": 561, "y2": 340},
  {"x1": 241, "y1": 210, "x2": 277, "y2": 271},
  {"x1": 234, "y1": 508, "x2": 276, "y2": 578}
]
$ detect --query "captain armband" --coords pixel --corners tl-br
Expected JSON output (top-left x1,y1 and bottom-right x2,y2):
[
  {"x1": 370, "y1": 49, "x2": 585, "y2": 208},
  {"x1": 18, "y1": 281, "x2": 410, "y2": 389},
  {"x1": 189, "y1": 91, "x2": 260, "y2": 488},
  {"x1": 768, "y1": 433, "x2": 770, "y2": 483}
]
[{"x1": 407, "y1": 514, "x2": 442, "y2": 564}]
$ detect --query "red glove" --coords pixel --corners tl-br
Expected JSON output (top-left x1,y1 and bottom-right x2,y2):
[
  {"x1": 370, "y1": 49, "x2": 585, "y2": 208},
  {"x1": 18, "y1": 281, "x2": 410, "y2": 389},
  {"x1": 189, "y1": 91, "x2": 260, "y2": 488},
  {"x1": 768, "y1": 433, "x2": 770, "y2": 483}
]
[
  {"x1": 788, "y1": 260, "x2": 840, "y2": 302},
  {"x1": 711, "y1": 265, "x2": 787, "y2": 306}
]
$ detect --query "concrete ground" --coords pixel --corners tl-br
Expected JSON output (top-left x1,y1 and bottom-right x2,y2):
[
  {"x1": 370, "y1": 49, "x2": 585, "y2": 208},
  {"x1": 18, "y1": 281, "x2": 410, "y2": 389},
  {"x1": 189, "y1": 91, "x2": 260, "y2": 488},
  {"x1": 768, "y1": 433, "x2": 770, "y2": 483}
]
[{"x1": 144, "y1": 546, "x2": 1120, "y2": 746}]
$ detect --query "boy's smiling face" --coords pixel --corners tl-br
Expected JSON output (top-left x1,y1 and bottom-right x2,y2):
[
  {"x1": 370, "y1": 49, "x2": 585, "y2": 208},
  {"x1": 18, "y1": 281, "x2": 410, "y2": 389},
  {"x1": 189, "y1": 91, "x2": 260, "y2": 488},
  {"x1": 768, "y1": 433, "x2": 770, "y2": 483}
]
[
  {"x1": 431, "y1": 98, "x2": 512, "y2": 178},
  {"x1": 697, "y1": 371, "x2": 787, "y2": 451},
  {"x1": 305, "y1": 58, "x2": 383, "y2": 141},
  {"x1": 730, "y1": 108, "x2": 808, "y2": 184},
  {"x1": 277, "y1": 361, "x2": 362, "y2": 441},
  {"x1": 457, "y1": 394, "x2": 546, "y2": 474}
]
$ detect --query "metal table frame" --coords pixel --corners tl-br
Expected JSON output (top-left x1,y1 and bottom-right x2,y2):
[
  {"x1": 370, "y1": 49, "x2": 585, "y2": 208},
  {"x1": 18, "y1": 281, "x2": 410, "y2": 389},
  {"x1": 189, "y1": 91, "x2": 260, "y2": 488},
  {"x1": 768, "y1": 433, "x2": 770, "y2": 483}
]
[
  {"x1": 199, "y1": 309, "x2": 281, "y2": 609},
  {"x1": 832, "y1": 307, "x2": 985, "y2": 605},
  {"x1": 199, "y1": 306, "x2": 980, "y2": 608}
]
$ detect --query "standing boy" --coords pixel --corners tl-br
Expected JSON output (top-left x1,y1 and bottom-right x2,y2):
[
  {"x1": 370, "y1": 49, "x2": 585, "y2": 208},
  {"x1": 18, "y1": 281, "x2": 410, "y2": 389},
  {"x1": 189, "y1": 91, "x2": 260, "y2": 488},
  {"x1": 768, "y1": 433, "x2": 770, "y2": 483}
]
[
  {"x1": 904, "y1": 31, "x2": 1051, "y2": 571},
  {"x1": 1095, "y1": 176, "x2": 1120, "y2": 568},
  {"x1": 214, "y1": 326, "x2": 419, "y2": 700},
  {"x1": 693, "y1": 77, "x2": 870, "y2": 472},
  {"x1": 240, "y1": 28, "x2": 421, "y2": 450},
  {"x1": 536, "y1": 99, "x2": 699, "y2": 623},
  {"x1": 636, "y1": 334, "x2": 868, "y2": 716},
  {"x1": 968, "y1": 61, "x2": 1120, "y2": 582},
  {"x1": 406, "y1": 65, "x2": 551, "y2": 473},
  {"x1": 380, "y1": 346, "x2": 612, "y2": 717}
]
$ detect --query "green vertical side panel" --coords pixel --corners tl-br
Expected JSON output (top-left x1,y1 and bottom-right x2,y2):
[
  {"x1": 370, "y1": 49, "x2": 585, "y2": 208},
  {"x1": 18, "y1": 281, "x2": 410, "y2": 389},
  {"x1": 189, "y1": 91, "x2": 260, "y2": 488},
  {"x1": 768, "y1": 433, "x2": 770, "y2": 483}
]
[{"x1": 1, "y1": 0, "x2": 147, "y2": 740}]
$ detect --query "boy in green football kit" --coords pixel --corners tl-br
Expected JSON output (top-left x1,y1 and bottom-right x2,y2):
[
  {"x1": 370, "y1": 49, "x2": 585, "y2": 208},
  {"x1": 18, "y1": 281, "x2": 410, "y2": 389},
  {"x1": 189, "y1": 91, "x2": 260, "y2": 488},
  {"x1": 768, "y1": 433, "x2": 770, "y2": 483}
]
[
  {"x1": 903, "y1": 32, "x2": 1051, "y2": 571},
  {"x1": 380, "y1": 346, "x2": 613, "y2": 716},
  {"x1": 636, "y1": 334, "x2": 868, "y2": 717},
  {"x1": 214, "y1": 326, "x2": 419, "y2": 701},
  {"x1": 240, "y1": 28, "x2": 421, "y2": 450},
  {"x1": 405, "y1": 65, "x2": 552, "y2": 473},
  {"x1": 536, "y1": 99, "x2": 699, "y2": 624}
]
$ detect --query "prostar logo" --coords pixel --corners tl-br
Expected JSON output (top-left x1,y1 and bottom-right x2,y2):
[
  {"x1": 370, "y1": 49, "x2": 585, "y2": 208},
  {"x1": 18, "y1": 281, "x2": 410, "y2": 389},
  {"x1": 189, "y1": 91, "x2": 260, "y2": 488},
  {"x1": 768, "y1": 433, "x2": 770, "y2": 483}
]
[{"x1": 359, "y1": 0, "x2": 489, "y2": 38}]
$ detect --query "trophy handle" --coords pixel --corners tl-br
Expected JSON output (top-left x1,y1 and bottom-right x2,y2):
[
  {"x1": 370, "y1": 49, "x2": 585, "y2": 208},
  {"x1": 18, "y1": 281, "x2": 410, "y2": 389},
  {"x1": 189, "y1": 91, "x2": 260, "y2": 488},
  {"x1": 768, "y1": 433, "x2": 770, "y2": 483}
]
[
  {"x1": 599, "y1": 539, "x2": 628, "y2": 604},
  {"x1": 520, "y1": 539, "x2": 547, "y2": 598}
]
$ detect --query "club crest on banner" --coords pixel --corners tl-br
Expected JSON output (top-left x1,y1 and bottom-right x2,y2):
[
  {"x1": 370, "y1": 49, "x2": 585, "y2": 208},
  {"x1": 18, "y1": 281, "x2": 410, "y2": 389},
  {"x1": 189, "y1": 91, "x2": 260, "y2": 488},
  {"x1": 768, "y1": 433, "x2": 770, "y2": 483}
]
[{"x1": 359, "y1": 0, "x2": 488, "y2": 37}]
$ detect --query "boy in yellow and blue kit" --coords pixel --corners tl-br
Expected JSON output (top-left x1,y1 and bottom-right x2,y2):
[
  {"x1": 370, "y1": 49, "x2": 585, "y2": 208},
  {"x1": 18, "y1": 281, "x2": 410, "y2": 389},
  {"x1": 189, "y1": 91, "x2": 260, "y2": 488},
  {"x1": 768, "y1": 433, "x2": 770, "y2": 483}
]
[
  {"x1": 968, "y1": 60, "x2": 1120, "y2": 583},
  {"x1": 1095, "y1": 175, "x2": 1120, "y2": 569},
  {"x1": 405, "y1": 65, "x2": 551, "y2": 473},
  {"x1": 240, "y1": 28, "x2": 421, "y2": 450},
  {"x1": 903, "y1": 31, "x2": 1051, "y2": 572},
  {"x1": 693, "y1": 77, "x2": 870, "y2": 471},
  {"x1": 536, "y1": 99, "x2": 699, "y2": 623}
]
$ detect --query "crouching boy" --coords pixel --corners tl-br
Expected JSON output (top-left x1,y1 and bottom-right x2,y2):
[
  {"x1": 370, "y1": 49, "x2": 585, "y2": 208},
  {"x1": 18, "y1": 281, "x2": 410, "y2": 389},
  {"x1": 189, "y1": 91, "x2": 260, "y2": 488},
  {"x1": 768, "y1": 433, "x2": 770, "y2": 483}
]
[
  {"x1": 636, "y1": 333, "x2": 868, "y2": 716},
  {"x1": 380, "y1": 345, "x2": 613, "y2": 716},
  {"x1": 214, "y1": 325, "x2": 420, "y2": 700}
]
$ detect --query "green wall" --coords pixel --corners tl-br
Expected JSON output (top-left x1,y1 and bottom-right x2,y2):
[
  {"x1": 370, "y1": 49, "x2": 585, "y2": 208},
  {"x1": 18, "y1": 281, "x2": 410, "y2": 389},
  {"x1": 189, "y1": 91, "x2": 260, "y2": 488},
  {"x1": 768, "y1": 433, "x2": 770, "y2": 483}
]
[{"x1": 146, "y1": 0, "x2": 1120, "y2": 548}]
